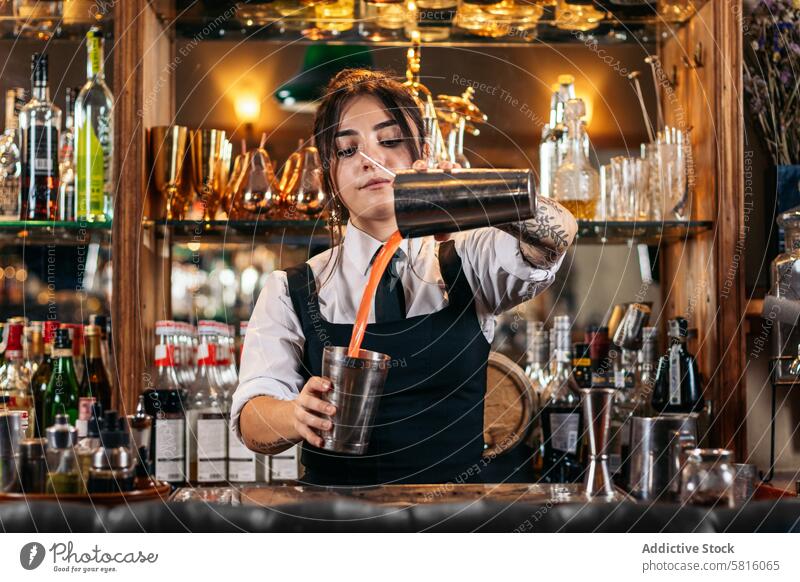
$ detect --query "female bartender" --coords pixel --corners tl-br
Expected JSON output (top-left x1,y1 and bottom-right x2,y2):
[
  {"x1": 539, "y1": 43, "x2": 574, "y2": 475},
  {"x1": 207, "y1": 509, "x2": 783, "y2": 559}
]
[{"x1": 231, "y1": 68, "x2": 577, "y2": 486}]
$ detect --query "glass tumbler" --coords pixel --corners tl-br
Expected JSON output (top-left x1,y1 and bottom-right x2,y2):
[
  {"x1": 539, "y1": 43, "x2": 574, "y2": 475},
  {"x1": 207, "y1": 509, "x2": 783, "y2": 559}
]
[{"x1": 679, "y1": 448, "x2": 735, "y2": 508}]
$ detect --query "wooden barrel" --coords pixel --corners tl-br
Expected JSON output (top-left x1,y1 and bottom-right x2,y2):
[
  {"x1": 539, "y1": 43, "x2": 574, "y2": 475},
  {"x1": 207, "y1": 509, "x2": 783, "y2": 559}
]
[{"x1": 483, "y1": 351, "x2": 535, "y2": 458}]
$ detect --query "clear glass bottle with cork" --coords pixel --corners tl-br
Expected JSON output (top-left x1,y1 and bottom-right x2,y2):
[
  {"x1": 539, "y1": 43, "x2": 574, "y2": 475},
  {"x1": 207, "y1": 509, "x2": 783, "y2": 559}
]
[{"x1": 552, "y1": 98, "x2": 599, "y2": 220}]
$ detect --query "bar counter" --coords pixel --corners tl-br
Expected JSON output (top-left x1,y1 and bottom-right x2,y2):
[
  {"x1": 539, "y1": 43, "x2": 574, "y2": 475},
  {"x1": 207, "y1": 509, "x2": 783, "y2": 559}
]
[{"x1": 2, "y1": 482, "x2": 798, "y2": 533}]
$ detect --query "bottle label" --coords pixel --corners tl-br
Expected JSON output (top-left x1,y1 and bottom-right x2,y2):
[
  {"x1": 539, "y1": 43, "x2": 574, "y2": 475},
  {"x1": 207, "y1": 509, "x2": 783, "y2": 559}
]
[
  {"x1": 87, "y1": 33, "x2": 102, "y2": 78},
  {"x1": 23, "y1": 125, "x2": 58, "y2": 177},
  {"x1": 155, "y1": 344, "x2": 176, "y2": 367},
  {"x1": 196, "y1": 343, "x2": 217, "y2": 367},
  {"x1": 549, "y1": 412, "x2": 579, "y2": 454},
  {"x1": 197, "y1": 417, "x2": 226, "y2": 460},
  {"x1": 668, "y1": 345, "x2": 681, "y2": 405},
  {"x1": 614, "y1": 369, "x2": 625, "y2": 389},
  {"x1": 155, "y1": 417, "x2": 185, "y2": 482},
  {"x1": 76, "y1": 116, "x2": 108, "y2": 217},
  {"x1": 197, "y1": 459, "x2": 226, "y2": 483},
  {"x1": 0, "y1": 183, "x2": 18, "y2": 216},
  {"x1": 271, "y1": 455, "x2": 299, "y2": 481},
  {"x1": 76, "y1": 396, "x2": 96, "y2": 437},
  {"x1": 228, "y1": 459, "x2": 257, "y2": 482}
]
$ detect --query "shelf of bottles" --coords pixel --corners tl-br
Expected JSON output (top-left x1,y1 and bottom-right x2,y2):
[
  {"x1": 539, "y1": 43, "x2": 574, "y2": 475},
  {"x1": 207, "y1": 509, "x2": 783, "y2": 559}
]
[
  {"x1": 575, "y1": 219, "x2": 712, "y2": 245},
  {"x1": 147, "y1": 219, "x2": 332, "y2": 246},
  {"x1": 525, "y1": 310, "x2": 706, "y2": 485},
  {"x1": 0, "y1": 1, "x2": 111, "y2": 41},
  {"x1": 155, "y1": 0, "x2": 703, "y2": 46},
  {"x1": 0, "y1": 27, "x2": 114, "y2": 245}
]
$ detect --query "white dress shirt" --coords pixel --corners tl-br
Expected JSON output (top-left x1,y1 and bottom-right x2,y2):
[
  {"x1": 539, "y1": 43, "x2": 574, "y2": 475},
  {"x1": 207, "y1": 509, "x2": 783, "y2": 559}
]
[{"x1": 231, "y1": 221, "x2": 564, "y2": 443}]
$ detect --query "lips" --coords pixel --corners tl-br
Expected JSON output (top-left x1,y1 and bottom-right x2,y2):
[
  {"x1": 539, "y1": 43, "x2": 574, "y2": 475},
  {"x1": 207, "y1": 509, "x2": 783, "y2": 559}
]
[{"x1": 360, "y1": 177, "x2": 391, "y2": 189}]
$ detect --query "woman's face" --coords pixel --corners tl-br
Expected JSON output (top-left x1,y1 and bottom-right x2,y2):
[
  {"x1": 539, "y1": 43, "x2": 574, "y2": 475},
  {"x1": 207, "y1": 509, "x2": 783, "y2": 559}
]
[{"x1": 332, "y1": 95, "x2": 416, "y2": 227}]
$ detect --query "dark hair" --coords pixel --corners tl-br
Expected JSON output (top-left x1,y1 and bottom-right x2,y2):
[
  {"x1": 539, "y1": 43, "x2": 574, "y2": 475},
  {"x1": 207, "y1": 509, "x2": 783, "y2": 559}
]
[{"x1": 312, "y1": 68, "x2": 425, "y2": 287}]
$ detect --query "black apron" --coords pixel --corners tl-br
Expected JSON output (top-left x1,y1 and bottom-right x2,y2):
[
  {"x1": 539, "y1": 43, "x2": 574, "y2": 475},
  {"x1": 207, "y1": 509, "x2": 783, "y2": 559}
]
[{"x1": 285, "y1": 240, "x2": 490, "y2": 486}]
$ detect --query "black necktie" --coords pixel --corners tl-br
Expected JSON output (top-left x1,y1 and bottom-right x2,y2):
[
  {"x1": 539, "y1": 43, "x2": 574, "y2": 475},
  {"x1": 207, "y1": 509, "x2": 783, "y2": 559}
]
[{"x1": 373, "y1": 249, "x2": 406, "y2": 323}]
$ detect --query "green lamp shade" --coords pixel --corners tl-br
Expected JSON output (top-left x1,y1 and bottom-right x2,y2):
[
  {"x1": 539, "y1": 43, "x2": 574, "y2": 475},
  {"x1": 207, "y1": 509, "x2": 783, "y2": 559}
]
[{"x1": 275, "y1": 45, "x2": 374, "y2": 112}]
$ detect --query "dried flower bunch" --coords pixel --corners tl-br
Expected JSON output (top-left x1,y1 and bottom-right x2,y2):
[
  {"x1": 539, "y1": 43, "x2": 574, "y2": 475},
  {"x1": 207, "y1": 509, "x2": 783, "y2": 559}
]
[{"x1": 744, "y1": 0, "x2": 800, "y2": 165}]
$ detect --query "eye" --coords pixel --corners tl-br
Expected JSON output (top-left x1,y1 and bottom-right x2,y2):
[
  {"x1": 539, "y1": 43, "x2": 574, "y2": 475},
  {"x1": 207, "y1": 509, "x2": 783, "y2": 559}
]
[
  {"x1": 380, "y1": 138, "x2": 402, "y2": 148},
  {"x1": 335, "y1": 145, "x2": 357, "y2": 159}
]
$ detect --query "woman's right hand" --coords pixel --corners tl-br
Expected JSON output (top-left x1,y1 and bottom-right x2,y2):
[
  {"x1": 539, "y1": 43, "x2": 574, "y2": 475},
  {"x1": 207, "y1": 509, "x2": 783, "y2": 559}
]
[{"x1": 292, "y1": 376, "x2": 337, "y2": 448}]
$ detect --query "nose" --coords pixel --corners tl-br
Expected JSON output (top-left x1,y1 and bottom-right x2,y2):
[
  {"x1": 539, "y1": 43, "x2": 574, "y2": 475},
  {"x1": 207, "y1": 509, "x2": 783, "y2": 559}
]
[{"x1": 360, "y1": 143, "x2": 387, "y2": 171}]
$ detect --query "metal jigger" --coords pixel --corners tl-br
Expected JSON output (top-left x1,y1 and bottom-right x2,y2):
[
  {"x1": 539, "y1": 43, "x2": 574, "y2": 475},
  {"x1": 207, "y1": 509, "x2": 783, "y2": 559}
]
[{"x1": 581, "y1": 384, "x2": 617, "y2": 498}]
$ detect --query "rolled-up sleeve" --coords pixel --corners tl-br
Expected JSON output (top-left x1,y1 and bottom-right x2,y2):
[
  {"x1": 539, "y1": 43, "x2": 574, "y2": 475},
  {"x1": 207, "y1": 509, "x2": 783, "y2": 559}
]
[
  {"x1": 230, "y1": 270, "x2": 305, "y2": 444},
  {"x1": 452, "y1": 224, "x2": 565, "y2": 317}
]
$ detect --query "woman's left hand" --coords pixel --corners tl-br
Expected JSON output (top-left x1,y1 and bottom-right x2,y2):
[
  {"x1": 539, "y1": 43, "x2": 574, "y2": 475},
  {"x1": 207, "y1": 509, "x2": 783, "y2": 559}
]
[
  {"x1": 410, "y1": 159, "x2": 462, "y2": 241},
  {"x1": 411, "y1": 159, "x2": 461, "y2": 172}
]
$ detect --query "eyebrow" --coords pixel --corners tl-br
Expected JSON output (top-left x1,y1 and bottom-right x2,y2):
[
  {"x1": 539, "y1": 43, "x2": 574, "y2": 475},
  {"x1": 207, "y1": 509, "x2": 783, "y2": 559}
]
[{"x1": 334, "y1": 119, "x2": 398, "y2": 138}]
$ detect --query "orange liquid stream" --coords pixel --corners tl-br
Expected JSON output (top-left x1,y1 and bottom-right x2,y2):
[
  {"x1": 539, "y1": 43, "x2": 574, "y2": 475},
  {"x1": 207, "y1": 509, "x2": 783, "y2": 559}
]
[{"x1": 347, "y1": 230, "x2": 404, "y2": 357}]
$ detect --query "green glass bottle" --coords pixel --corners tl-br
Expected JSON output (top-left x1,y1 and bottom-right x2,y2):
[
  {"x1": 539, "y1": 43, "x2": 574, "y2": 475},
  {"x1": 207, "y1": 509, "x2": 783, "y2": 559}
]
[
  {"x1": 45, "y1": 328, "x2": 80, "y2": 427},
  {"x1": 75, "y1": 27, "x2": 114, "y2": 222},
  {"x1": 32, "y1": 320, "x2": 59, "y2": 438}
]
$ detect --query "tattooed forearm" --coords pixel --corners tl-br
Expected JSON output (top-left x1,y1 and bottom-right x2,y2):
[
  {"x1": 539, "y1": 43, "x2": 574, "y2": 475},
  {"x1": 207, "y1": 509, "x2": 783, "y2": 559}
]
[
  {"x1": 497, "y1": 196, "x2": 577, "y2": 270},
  {"x1": 247, "y1": 436, "x2": 296, "y2": 454}
]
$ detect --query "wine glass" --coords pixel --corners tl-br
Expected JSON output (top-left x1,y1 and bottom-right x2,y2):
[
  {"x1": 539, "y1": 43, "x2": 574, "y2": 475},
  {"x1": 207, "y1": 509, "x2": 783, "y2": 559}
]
[
  {"x1": 189, "y1": 129, "x2": 227, "y2": 222},
  {"x1": 148, "y1": 126, "x2": 189, "y2": 221}
]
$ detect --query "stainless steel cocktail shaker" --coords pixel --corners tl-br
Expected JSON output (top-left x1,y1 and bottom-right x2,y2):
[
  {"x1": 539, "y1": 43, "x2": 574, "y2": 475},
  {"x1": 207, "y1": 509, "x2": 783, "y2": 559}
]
[{"x1": 393, "y1": 167, "x2": 535, "y2": 238}]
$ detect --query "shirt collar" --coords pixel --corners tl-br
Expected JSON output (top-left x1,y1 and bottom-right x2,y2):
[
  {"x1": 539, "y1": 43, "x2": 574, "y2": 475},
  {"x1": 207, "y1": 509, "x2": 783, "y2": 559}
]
[{"x1": 343, "y1": 220, "x2": 410, "y2": 276}]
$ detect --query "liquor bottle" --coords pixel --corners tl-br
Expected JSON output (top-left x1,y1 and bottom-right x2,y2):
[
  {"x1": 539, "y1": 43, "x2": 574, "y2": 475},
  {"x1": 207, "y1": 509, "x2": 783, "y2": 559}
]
[
  {"x1": 215, "y1": 323, "x2": 239, "y2": 399},
  {"x1": 23, "y1": 322, "x2": 44, "y2": 376},
  {"x1": 552, "y1": 98, "x2": 599, "y2": 220},
  {"x1": 539, "y1": 315, "x2": 584, "y2": 483},
  {"x1": 77, "y1": 324, "x2": 112, "y2": 437},
  {"x1": 634, "y1": 326, "x2": 659, "y2": 416},
  {"x1": 539, "y1": 76, "x2": 574, "y2": 199},
  {"x1": 31, "y1": 320, "x2": 59, "y2": 438},
  {"x1": 585, "y1": 325, "x2": 611, "y2": 378},
  {"x1": 186, "y1": 321, "x2": 228, "y2": 484},
  {"x1": 571, "y1": 342, "x2": 592, "y2": 389},
  {"x1": 651, "y1": 317, "x2": 704, "y2": 414},
  {"x1": 524, "y1": 325, "x2": 550, "y2": 474},
  {"x1": 65, "y1": 324, "x2": 85, "y2": 382},
  {"x1": 0, "y1": 322, "x2": 34, "y2": 436},
  {"x1": 227, "y1": 321, "x2": 263, "y2": 483},
  {"x1": 75, "y1": 27, "x2": 114, "y2": 222},
  {"x1": 88, "y1": 313, "x2": 114, "y2": 389},
  {"x1": 58, "y1": 87, "x2": 78, "y2": 221},
  {"x1": 45, "y1": 328, "x2": 80, "y2": 427},
  {"x1": 0, "y1": 88, "x2": 25, "y2": 220},
  {"x1": 142, "y1": 322, "x2": 187, "y2": 484},
  {"x1": 19, "y1": 53, "x2": 61, "y2": 221}
]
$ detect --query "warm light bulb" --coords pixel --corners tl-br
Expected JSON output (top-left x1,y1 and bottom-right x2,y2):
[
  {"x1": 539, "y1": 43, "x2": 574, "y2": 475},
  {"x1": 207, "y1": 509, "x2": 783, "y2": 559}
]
[{"x1": 234, "y1": 94, "x2": 262, "y2": 125}]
